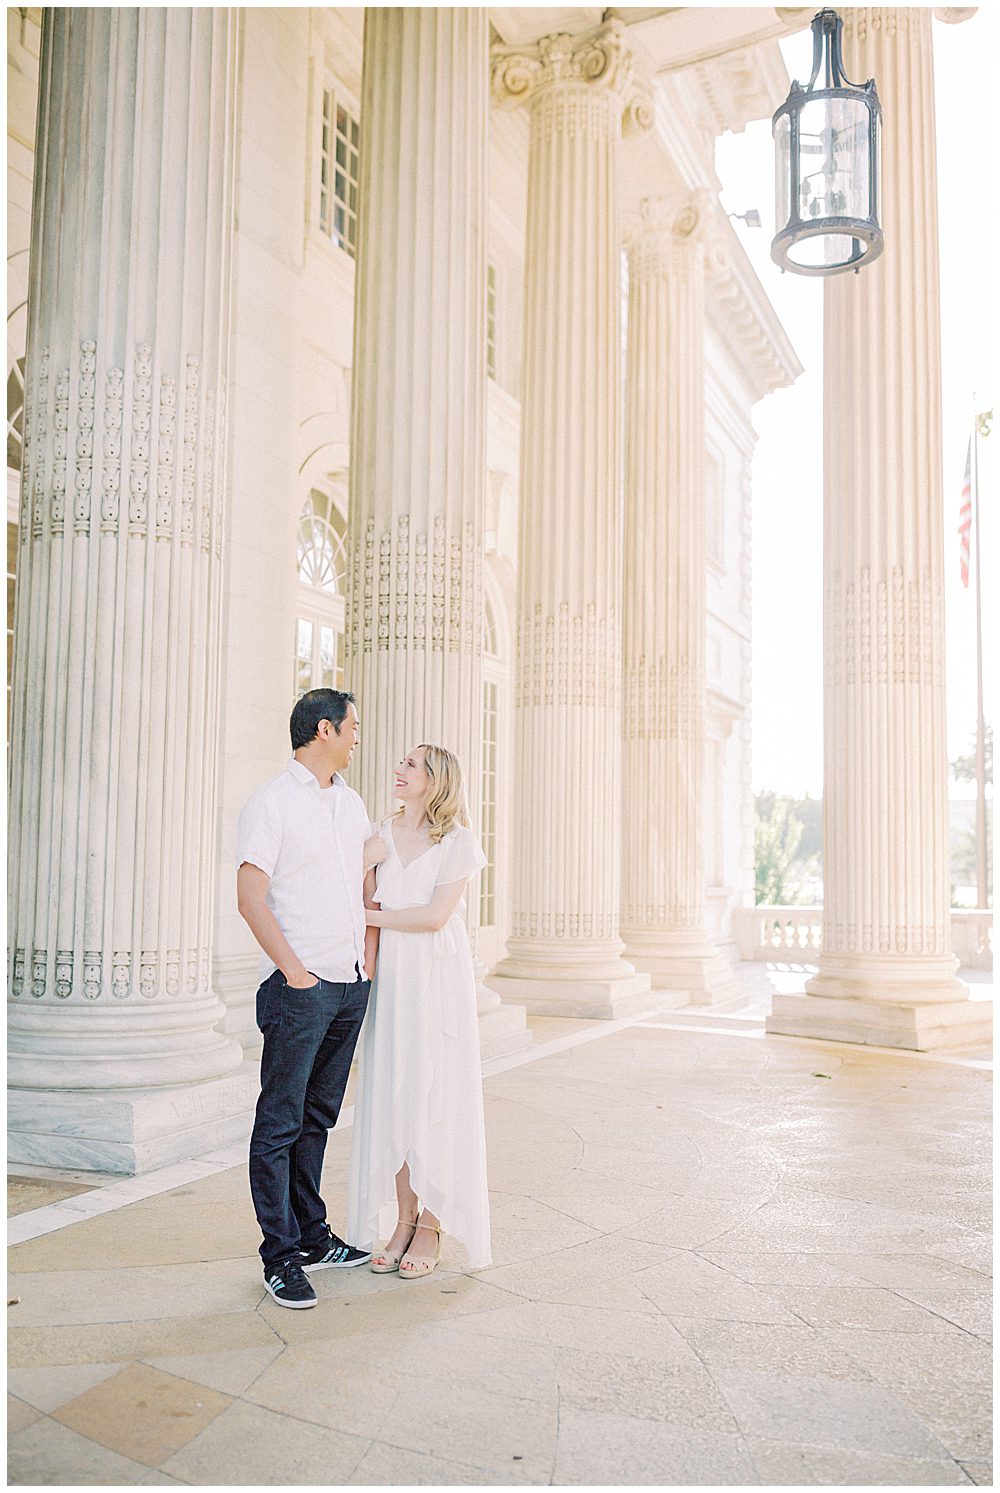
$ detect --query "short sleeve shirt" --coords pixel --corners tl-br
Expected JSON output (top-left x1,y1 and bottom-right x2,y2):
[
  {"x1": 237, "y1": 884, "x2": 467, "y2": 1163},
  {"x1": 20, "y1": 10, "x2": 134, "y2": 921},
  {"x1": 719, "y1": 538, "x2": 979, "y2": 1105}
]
[{"x1": 236, "y1": 757, "x2": 371, "y2": 983}]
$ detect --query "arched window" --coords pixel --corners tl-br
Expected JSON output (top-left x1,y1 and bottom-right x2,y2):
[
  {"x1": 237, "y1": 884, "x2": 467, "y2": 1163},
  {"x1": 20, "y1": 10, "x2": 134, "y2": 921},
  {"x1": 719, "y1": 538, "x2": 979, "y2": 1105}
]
[
  {"x1": 297, "y1": 487, "x2": 348, "y2": 593},
  {"x1": 7, "y1": 357, "x2": 25, "y2": 473},
  {"x1": 294, "y1": 488, "x2": 347, "y2": 698}
]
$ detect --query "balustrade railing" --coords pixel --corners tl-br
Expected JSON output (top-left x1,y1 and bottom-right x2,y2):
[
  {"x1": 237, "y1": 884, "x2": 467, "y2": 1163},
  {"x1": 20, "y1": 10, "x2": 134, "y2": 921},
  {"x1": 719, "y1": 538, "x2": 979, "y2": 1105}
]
[{"x1": 734, "y1": 906, "x2": 993, "y2": 971}]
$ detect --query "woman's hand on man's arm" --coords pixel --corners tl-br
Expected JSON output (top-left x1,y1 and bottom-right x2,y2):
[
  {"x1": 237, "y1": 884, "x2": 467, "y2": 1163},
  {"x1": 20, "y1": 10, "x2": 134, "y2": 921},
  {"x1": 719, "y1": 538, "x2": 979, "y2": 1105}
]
[{"x1": 365, "y1": 878, "x2": 467, "y2": 934}]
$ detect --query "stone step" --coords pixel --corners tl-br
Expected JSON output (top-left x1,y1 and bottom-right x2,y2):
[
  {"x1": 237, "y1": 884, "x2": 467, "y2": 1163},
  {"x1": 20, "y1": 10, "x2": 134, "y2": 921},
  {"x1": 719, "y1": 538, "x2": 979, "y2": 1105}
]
[{"x1": 478, "y1": 1003, "x2": 532, "y2": 1062}]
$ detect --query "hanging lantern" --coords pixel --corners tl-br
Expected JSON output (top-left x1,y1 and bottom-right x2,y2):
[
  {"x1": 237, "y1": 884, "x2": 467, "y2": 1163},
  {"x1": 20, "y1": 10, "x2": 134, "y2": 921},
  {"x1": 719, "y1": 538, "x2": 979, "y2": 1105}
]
[{"x1": 771, "y1": 9, "x2": 883, "y2": 276}]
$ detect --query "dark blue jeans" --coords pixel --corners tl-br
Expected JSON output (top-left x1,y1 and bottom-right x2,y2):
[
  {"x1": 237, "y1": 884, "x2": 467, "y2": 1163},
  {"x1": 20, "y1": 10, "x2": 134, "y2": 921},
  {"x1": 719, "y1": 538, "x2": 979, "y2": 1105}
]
[{"x1": 249, "y1": 968, "x2": 370, "y2": 1269}]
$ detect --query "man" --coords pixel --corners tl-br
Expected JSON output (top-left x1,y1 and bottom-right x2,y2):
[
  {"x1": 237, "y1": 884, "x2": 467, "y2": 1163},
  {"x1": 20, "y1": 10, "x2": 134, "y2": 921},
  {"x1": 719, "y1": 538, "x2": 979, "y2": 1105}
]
[{"x1": 236, "y1": 688, "x2": 379, "y2": 1309}]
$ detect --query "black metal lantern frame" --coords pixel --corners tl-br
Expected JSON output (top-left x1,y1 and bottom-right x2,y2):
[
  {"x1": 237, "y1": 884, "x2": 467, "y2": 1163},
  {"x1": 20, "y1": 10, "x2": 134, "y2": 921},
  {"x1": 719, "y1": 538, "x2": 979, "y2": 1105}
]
[{"x1": 771, "y1": 9, "x2": 883, "y2": 276}]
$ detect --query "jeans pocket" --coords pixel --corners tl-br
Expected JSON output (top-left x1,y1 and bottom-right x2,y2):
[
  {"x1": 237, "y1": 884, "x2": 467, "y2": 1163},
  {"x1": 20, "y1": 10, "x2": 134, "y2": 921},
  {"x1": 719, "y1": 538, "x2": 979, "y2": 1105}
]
[
  {"x1": 284, "y1": 978, "x2": 322, "y2": 996},
  {"x1": 256, "y1": 981, "x2": 281, "y2": 1033}
]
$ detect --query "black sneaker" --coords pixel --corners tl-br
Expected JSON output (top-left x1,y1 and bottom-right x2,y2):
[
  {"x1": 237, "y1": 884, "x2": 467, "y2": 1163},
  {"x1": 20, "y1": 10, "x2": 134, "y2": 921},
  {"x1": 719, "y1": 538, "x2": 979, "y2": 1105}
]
[
  {"x1": 299, "y1": 1230, "x2": 371, "y2": 1272},
  {"x1": 263, "y1": 1257, "x2": 317, "y2": 1309}
]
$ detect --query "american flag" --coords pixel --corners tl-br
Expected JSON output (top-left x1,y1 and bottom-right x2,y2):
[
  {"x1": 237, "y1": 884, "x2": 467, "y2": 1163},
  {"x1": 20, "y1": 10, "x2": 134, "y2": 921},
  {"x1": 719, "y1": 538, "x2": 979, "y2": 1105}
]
[{"x1": 958, "y1": 438, "x2": 972, "y2": 588}]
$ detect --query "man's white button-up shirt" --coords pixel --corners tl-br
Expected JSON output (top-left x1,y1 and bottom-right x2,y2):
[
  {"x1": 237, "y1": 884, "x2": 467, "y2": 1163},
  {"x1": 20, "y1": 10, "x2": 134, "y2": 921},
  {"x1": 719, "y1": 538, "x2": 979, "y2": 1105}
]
[{"x1": 236, "y1": 757, "x2": 371, "y2": 984}]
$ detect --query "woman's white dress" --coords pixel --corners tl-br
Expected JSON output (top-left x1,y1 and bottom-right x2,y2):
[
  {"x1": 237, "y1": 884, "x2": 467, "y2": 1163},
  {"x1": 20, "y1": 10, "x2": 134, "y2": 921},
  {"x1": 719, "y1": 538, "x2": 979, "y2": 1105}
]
[{"x1": 347, "y1": 821, "x2": 491, "y2": 1269}]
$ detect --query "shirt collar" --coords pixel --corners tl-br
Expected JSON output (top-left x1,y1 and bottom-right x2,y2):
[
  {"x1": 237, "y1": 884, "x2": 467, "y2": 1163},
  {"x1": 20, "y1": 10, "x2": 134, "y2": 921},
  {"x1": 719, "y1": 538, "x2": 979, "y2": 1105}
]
[{"x1": 286, "y1": 756, "x2": 345, "y2": 791}]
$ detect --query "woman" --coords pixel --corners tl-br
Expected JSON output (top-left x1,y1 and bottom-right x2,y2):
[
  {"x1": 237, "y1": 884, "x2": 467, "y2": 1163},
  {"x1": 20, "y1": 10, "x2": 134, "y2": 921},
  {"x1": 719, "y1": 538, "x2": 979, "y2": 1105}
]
[{"x1": 347, "y1": 743, "x2": 491, "y2": 1277}]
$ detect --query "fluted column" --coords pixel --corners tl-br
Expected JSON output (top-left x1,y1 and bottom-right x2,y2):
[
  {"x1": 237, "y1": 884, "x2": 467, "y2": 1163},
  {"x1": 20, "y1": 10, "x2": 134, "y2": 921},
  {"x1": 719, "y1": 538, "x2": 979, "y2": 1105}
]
[
  {"x1": 486, "y1": 21, "x2": 653, "y2": 1018},
  {"x1": 8, "y1": 9, "x2": 251, "y2": 1171},
  {"x1": 346, "y1": 10, "x2": 529, "y2": 1057},
  {"x1": 768, "y1": 8, "x2": 990, "y2": 1050},
  {"x1": 347, "y1": 9, "x2": 484, "y2": 806},
  {"x1": 621, "y1": 193, "x2": 739, "y2": 1005}
]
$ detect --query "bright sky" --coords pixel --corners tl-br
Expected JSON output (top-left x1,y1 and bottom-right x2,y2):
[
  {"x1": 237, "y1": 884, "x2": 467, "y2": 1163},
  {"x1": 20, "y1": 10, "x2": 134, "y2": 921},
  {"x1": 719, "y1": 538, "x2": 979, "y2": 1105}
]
[{"x1": 715, "y1": 5, "x2": 995, "y2": 800}]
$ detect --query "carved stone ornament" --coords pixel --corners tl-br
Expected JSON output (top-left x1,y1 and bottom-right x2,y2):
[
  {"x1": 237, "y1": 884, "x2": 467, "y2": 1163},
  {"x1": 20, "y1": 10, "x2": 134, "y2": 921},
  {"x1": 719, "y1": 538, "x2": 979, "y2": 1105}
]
[
  {"x1": 625, "y1": 188, "x2": 714, "y2": 251},
  {"x1": 491, "y1": 18, "x2": 652, "y2": 133}
]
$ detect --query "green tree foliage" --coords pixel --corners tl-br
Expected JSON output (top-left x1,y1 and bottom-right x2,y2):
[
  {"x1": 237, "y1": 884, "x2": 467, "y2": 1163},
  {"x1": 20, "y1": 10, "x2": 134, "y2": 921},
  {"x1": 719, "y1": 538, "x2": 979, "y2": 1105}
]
[
  {"x1": 951, "y1": 817, "x2": 993, "y2": 893},
  {"x1": 754, "y1": 793, "x2": 805, "y2": 905},
  {"x1": 951, "y1": 722, "x2": 993, "y2": 787},
  {"x1": 792, "y1": 794, "x2": 822, "y2": 861},
  {"x1": 950, "y1": 723, "x2": 993, "y2": 905}
]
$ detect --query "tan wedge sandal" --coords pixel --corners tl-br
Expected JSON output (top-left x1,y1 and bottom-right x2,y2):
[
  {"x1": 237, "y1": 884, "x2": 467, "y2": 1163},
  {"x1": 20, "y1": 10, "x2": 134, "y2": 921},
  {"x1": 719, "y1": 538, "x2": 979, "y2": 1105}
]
[
  {"x1": 399, "y1": 1222, "x2": 442, "y2": 1280},
  {"x1": 370, "y1": 1218, "x2": 418, "y2": 1274}
]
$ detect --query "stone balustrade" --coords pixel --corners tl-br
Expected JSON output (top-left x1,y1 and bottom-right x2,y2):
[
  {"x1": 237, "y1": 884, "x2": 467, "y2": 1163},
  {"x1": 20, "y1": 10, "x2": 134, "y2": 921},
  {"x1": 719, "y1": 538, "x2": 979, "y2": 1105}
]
[{"x1": 735, "y1": 906, "x2": 992, "y2": 971}]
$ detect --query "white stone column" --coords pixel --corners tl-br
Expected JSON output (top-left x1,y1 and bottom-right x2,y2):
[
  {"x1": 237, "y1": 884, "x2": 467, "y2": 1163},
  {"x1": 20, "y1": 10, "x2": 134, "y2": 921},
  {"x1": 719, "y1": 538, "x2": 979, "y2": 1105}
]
[
  {"x1": 621, "y1": 193, "x2": 739, "y2": 1006},
  {"x1": 345, "y1": 8, "x2": 529, "y2": 1058},
  {"x1": 486, "y1": 22, "x2": 653, "y2": 1018},
  {"x1": 7, "y1": 8, "x2": 253, "y2": 1172},
  {"x1": 768, "y1": 7, "x2": 990, "y2": 1050}
]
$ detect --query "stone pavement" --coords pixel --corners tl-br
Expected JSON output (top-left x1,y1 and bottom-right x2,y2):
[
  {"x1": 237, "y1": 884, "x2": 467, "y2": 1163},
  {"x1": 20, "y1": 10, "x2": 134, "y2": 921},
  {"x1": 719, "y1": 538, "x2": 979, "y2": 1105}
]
[{"x1": 7, "y1": 1007, "x2": 993, "y2": 1487}]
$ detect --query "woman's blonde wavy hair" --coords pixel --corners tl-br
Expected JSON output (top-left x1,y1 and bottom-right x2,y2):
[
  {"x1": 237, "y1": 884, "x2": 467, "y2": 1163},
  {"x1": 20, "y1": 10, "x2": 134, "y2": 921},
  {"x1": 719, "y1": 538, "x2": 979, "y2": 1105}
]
[{"x1": 394, "y1": 743, "x2": 470, "y2": 844}]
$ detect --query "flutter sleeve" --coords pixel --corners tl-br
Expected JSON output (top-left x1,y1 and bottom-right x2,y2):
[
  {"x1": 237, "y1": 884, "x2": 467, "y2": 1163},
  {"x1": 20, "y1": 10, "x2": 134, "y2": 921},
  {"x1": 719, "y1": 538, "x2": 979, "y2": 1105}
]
[{"x1": 436, "y1": 825, "x2": 488, "y2": 886}]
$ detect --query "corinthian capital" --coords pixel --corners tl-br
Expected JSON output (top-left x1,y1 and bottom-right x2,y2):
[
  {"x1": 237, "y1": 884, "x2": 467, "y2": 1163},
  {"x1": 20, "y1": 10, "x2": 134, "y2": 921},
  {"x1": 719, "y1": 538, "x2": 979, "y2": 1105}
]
[
  {"x1": 491, "y1": 18, "x2": 652, "y2": 133},
  {"x1": 625, "y1": 189, "x2": 715, "y2": 251}
]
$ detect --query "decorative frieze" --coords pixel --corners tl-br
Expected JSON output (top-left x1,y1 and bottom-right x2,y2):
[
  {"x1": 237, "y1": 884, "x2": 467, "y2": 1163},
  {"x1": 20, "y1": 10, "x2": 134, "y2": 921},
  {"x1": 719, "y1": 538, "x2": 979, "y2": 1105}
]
[
  {"x1": 180, "y1": 356, "x2": 199, "y2": 543},
  {"x1": 74, "y1": 341, "x2": 96, "y2": 532},
  {"x1": 30, "y1": 347, "x2": 49, "y2": 540},
  {"x1": 155, "y1": 373, "x2": 177, "y2": 537},
  {"x1": 355, "y1": 512, "x2": 472, "y2": 661},
  {"x1": 828, "y1": 567, "x2": 943, "y2": 689},
  {"x1": 100, "y1": 367, "x2": 124, "y2": 532},
  {"x1": 129, "y1": 342, "x2": 153, "y2": 533},
  {"x1": 51, "y1": 365, "x2": 69, "y2": 535}
]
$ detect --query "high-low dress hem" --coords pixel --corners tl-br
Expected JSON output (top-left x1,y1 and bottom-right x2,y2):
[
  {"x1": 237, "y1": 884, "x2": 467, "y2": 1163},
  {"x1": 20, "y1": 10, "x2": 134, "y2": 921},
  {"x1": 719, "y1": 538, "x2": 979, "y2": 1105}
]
[{"x1": 347, "y1": 824, "x2": 491, "y2": 1270}]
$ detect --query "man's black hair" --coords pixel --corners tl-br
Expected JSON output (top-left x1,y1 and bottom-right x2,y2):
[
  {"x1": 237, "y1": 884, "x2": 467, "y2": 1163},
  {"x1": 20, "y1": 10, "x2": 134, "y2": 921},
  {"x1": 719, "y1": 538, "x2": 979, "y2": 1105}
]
[{"x1": 289, "y1": 688, "x2": 356, "y2": 751}]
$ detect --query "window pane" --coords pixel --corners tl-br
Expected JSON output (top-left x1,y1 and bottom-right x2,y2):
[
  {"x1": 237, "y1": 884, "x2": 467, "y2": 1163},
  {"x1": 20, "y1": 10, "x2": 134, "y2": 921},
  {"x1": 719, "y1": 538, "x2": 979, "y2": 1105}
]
[
  {"x1": 486, "y1": 262, "x2": 497, "y2": 381},
  {"x1": 298, "y1": 492, "x2": 348, "y2": 593},
  {"x1": 320, "y1": 625, "x2": 336, "y2": 686},
  {"x1": 296, "y1": 619, "x2": 313, "y2": 696},
  {"x1": 321, "y1": 91, "x2": 361, "y2": 256}
]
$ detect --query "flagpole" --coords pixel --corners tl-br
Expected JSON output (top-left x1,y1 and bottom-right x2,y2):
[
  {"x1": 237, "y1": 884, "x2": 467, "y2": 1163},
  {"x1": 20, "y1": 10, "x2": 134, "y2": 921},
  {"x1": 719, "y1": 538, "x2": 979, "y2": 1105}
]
[{"x1": 972, "y1": 414, "x2": 987, "y2": 909}]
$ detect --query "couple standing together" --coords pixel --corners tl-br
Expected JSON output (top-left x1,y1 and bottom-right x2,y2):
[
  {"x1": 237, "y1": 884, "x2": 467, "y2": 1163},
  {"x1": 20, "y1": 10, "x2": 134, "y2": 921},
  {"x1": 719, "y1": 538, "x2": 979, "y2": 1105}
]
[{"x1": 236, "y1": 688, "x2": 490, "y2": 1309}]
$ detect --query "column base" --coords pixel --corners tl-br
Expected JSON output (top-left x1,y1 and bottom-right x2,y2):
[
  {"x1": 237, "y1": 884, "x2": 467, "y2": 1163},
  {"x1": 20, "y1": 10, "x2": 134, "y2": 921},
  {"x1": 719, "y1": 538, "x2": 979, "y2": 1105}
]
[
  {"x1": 486, "y1": 970, "x2": 655, "y2": 1020},
  {"x1": 7, "y1": 993, "x2": 247, "y2": 1089},
  {"x1": 766, "y1": 991, "x2": 993, "y2": 1051},
  {"x1": 803, "y1": 954, "x2": 967, "y2": 1004},
  {"x1": 478, "y1": 1001, "x2": 533, "y2": 1060},
  {"x1": 624, "y1": 930, "x2": 743, "y2": 1007},
  {"x1": 7, "y1": 1059, "x2": 261, "y2": 1175},
  {"x1": 215, "y1": 954, "x2": 264, "y2": 1053}
]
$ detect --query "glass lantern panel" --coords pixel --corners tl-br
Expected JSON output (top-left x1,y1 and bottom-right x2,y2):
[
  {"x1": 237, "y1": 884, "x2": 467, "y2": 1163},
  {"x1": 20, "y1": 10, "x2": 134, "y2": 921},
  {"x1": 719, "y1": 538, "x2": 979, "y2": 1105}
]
[
  {"x1": 774, "y1": 112, "x2": 792, "y2": 232},
  {"x1": 797, "y1": 95, "x2": 870, "y2": 224},
  {"x1": 787, "y1": 231, "x2": 862, "y2": 270}
]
